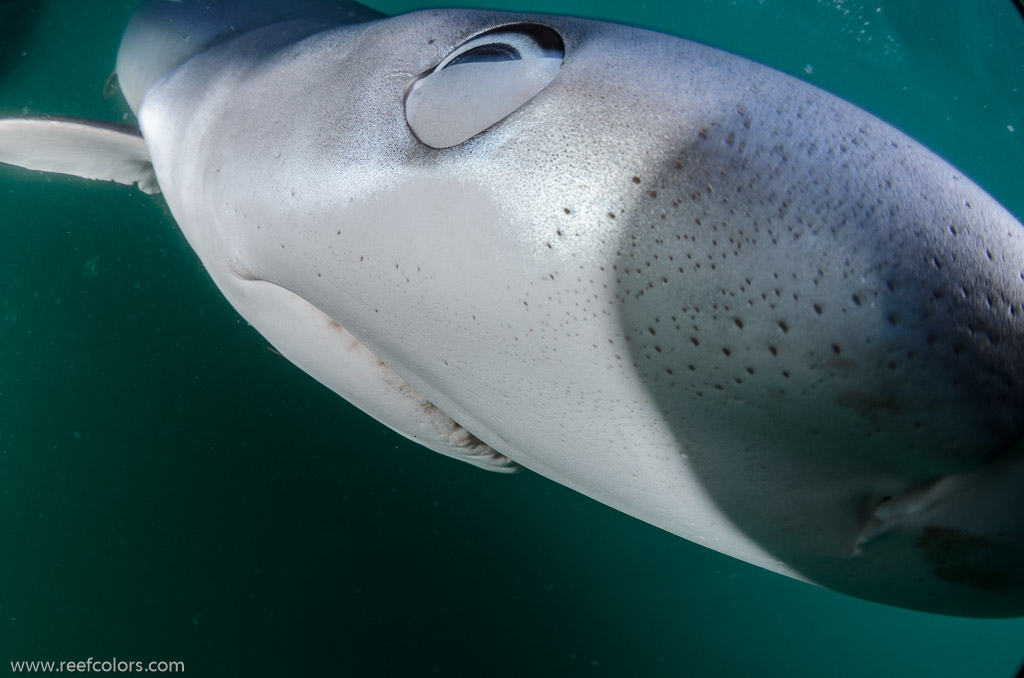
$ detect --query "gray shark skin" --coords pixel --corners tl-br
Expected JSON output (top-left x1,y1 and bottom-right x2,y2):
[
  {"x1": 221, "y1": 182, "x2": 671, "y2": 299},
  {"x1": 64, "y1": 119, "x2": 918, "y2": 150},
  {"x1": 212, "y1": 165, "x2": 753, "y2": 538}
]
[{"x1": 0, "y1": 0, "x2": 1021, "y2": 617}]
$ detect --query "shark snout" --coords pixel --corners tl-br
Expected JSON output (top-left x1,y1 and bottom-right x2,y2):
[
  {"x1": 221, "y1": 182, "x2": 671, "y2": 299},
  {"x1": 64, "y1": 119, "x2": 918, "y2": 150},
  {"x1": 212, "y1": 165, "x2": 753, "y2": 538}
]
[
  {"x1": 613, "y1": 78, "x2": 1024, "y2": 613},
  {"x1": 812, "y1": 171, "x2": 1024, "y2": 614},
  {"x1": 864, "y1": 208, "x2": 1024, "y2": 614}
]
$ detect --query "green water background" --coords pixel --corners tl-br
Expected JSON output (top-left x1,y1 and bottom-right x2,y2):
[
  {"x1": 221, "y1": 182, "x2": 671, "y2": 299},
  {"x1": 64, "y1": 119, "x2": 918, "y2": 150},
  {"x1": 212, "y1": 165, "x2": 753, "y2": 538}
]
[{"x1": 0, "y1": 0, "x2": 1022, "y2": 675}]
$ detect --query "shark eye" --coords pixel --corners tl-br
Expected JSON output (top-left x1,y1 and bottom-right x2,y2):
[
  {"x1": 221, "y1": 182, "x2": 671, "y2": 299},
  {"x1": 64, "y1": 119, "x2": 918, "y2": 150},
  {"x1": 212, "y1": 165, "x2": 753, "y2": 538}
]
[
  {"x1": 446, "y1": 42, "x2": 521, "y2": 66},
  {"x1": 405, "y1": 24, "x2": 564, "y2": 149}
]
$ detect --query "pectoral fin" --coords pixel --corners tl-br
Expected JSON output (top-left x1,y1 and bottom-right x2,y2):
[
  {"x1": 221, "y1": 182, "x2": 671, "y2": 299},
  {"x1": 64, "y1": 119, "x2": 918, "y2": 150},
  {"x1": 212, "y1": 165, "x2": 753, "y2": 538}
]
[{"x1": 0, "y1": 116, "x2": 159, "y2": 194}]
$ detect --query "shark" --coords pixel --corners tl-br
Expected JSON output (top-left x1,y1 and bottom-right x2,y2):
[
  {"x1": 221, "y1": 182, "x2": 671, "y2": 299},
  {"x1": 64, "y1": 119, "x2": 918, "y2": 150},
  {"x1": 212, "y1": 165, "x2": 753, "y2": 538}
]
[{"x1": 1, "y1": 0, "x2": 1022, "y2": 616}]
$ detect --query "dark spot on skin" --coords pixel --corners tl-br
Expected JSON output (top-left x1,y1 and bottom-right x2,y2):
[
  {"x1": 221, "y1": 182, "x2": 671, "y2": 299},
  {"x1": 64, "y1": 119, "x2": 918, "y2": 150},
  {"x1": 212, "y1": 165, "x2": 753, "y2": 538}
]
[
  {"x1": 768, "y1": 346, "x2": 778, "y2": 356},
  {"x1": 734, "y1": 318, "x2": 744, "y2": 329},
  {"x1": 563, "y1": 207, "x2": 571, "y2": 214},
  {"x1": 813, "y1": 304, "x2": 823, "y2": 315},
  {"x1": 852, "y1": 294, "x2": 862, "y2": 306},
  {"x1": 918, "y1": 526, "x2": 1018, "y2": 591},
  {"x1": 722, "y1": 348, "x2": 732, "y2": 356},
  {"x1": 632, "y1": 176, "x2": 641, "y2": 184},
  {"x1": 691, "y1": 337, "x2": 700, "y2": 346},
  {"x1": 832, "y1": 344, "x2": 841, "y2": 355},
  {"x1": 778, "y1": 321, "x2": 789, "y2": 334}
]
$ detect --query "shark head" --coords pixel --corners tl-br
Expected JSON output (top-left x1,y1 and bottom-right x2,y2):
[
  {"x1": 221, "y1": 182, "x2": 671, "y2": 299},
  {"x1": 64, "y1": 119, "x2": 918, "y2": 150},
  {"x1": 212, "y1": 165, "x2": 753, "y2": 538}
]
[{"x1": 1, "y1": 1, "x2": 1022, "y2": 617}]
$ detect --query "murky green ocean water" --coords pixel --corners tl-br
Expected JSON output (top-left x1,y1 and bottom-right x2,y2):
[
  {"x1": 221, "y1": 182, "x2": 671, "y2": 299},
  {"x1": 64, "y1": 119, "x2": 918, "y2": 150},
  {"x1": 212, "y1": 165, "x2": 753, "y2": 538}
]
[{"x1": 0, "y1": 1, "x2": 1022, "y2": 676}]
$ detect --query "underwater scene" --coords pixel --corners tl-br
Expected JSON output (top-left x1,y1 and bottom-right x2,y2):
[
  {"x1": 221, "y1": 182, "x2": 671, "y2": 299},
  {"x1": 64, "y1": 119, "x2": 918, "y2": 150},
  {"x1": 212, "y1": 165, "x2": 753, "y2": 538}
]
[{"x1": 0, "y1": 0, "x2": 1022, "y2": 675}]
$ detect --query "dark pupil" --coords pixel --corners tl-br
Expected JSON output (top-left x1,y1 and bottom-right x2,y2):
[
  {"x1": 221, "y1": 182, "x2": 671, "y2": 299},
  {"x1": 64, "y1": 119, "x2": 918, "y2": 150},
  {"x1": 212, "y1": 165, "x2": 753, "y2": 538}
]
[{"x1": 446, "y1": 43, "x2": 521, "y2": 67}]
